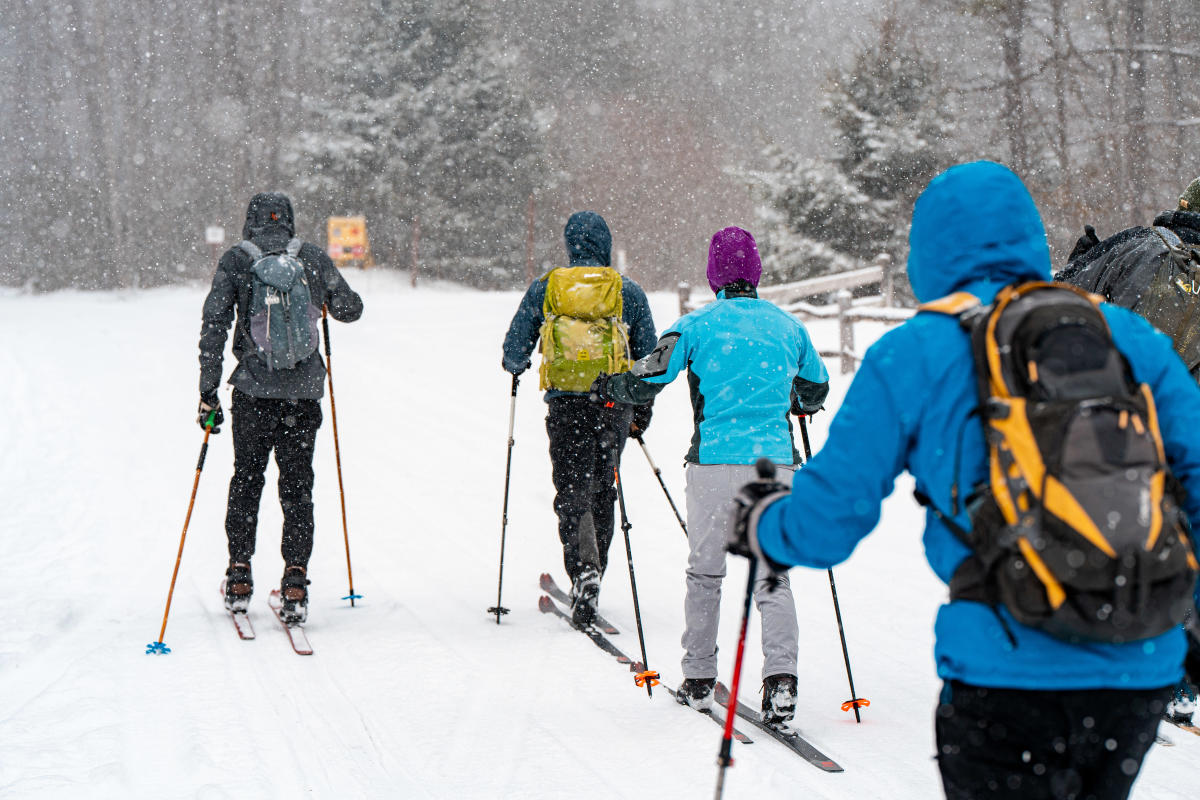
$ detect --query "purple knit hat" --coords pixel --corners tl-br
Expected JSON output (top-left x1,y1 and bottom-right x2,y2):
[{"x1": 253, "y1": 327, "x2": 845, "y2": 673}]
[{"x1": 707, "y1": 226, "x2": 762, "y2": 293}]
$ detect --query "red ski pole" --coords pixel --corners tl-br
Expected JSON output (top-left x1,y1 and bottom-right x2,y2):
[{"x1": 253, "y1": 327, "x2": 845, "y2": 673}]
[{"x1": 714, "y1": 555, "x2": 758, "y2": 799}]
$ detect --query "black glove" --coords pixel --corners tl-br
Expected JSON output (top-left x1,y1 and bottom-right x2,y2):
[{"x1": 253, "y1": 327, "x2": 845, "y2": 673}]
[
  {"x1": 502, "y1": 357, "x2": 529, "y2": 376},
  {"x1": 1068, "y1": 224, "x2": 1101, "y2": 263},
  {"x1": 790, "y1": 402, "x2": 823, "y2": 418},
  {"x1": 589, "y1": 372, "x2": 613, "y2": 404},
  {"x1": 728, "y1": 459, "x2": 792, "y2": 573},
  {"x1": 630, "y1": 402, "x2": 653, "y2": 438},
  {"x1": 197, "y1": 391, "x2": 224, "y2": 433}
]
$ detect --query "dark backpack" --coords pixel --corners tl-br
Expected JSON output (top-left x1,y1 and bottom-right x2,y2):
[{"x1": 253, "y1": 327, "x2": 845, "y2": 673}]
[
  {"x1": 1060, "y1": 226, "x2": 1200, "y2": 376},
  {"x1": 238, "y1": 238, "x2": 320, "y2": 371},
  {"x1": 919, "y1": 282, "x2": 1198, "y2": 644}
]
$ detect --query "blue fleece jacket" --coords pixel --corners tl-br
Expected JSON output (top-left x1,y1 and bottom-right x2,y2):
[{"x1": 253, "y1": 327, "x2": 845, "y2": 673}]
[
  {"x1": 605, "y1": 286, "x2": 829, "y2": 464},
  {"x1": 756, "y1": 161, "x2": 1200, "y2": 690}
]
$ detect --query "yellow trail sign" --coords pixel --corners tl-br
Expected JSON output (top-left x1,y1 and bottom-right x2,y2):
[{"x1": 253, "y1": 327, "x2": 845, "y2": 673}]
[{"x1": 327, "y1": 216, "x2": 374, "y2": 268}]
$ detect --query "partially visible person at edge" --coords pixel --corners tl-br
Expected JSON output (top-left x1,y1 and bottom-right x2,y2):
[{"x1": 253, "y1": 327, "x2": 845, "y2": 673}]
[
  {"x1": 732, "y1": 162, "x2": 1200, "y2": 799},
  {"x1": 501, "y1": 211, "x2": 657, "y2": 625},
  {"x1": 198, "y1": 192, "x2": 363, "y2": 625},
  {"x1": 1060, "y1": 176, "x2": 1200, "y2": 723},
  {"x1": 592, "y1": 225, "x2": 829, "y2": 727}
]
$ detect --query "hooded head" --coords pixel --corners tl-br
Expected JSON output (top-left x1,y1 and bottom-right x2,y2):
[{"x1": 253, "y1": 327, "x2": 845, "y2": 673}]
[
  {"x1": 242, "y1": 192, "x2": 296, "y2": 252},
  {"x1": 907, "y1": 161, "x2": 1050, "y2": 304},
  {"x1": 564, "y1": 211, "x2": 612, "y2": 267},
  {"x1": 707, "y1": 226, "x2": 762, "y2": 294}
]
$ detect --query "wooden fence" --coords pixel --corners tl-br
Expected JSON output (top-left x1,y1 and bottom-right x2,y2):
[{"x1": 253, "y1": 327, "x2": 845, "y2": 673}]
[{"x1": 677, "y1": 253, "x2": 915, "y2": 374}]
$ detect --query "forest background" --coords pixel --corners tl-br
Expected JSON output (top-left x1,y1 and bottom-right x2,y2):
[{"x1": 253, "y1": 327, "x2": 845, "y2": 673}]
[{"x1": 3, "y1": 0, "x2": 1198, "y2": 293}]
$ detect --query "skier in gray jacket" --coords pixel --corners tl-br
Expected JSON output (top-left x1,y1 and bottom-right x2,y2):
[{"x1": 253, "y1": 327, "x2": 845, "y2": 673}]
[{"x1": 198, "y1": 192, "x2": 363, "y2": 624}]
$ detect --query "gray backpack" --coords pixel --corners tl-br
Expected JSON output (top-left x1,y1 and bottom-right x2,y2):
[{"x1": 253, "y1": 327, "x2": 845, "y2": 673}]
[{"x1": 239, "y1": 238, "x2": 320, "y2": 371}]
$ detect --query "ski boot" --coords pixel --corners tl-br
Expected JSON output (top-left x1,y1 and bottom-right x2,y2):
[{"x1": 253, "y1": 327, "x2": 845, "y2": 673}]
[
  {"x1": 675, "y1": 677, "x2": 716, "y2": 711},
  {"x1": 279, "y1": 565, "x2": 310, "y2": 625},
  {"x1": 569, "y1": 565, "x2": 601, "y2": 627},
  {"x1": 1165, "y1": 680, "x2": 1197, "y2": 726},
  {"x1": 762, "y1": 673, "x2": 799, "y2": 727},
  {"x1": 224, "y1": 562, "x2": 253, "y2": 613}
]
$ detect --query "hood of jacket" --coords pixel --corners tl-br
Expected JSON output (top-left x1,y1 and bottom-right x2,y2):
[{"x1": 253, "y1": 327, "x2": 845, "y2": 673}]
[
  {"x1": 242, "y1": 192, "x2": 296, "y2": 253},
  {"x1": 907, "y1": 161, "x2": 1051, "y2": 304},
  {"x1": 564, "y1": 211, "x2": 612, "y2": 267}
]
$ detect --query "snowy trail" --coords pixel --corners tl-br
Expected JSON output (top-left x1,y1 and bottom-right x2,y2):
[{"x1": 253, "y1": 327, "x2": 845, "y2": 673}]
[{"x1": 0, "y1": 275, "x2": 1195, "y2": 799}]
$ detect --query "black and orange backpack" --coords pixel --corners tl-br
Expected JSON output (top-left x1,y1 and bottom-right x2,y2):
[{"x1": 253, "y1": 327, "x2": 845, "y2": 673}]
[{"x1": 918, "y1": 281, "x2": 1197, "y2": 644}]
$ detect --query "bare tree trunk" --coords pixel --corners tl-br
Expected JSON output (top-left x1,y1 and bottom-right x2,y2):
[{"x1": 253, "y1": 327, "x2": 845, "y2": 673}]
[
  {"x1": 1000, "y1": 0, "x2": 1029, "y2": 174},
  {"x1": 1051, "y1": 0, "x2": 1070, "y2": 193},
  {"x1": 1126, "y1": 0, "x2": 1148, "y2": 217}
]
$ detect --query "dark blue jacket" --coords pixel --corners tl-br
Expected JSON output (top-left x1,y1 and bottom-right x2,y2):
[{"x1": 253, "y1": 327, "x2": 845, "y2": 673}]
[
  {"x1": 756, "y1": 162, "x2": 1200, "y2": 690},
  {"x1": 502, "y1": 212, "x2": 658, "y2": 399}
]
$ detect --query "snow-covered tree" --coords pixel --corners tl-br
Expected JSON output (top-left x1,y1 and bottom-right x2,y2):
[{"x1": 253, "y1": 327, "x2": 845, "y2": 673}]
[
  {"x1": 289, "y1": 0, "x2": 549, "y2": 287},
  {"x1": 745, "y1": 14, "x2": 953, "y2": 286}
]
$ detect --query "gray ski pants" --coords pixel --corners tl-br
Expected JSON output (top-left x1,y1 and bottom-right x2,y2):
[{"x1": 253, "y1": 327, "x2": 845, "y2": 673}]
[{"x1": 681, "y1": 463, "x2": 799, "y2": 681}]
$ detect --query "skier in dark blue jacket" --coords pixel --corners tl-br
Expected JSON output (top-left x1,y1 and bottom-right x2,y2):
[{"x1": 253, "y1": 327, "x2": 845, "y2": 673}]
[
  {"x1": 731, "y1": 162, "x2": 1200, "y2": 800},
  {"x1": 502, "y1": 211, "x2": 657, "y2": 624}
]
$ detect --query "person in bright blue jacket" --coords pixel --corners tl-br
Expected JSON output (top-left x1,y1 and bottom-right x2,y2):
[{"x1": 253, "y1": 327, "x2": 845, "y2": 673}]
[{"x1": 731, "y1": 162, "x2": 1200, "y2": 800}]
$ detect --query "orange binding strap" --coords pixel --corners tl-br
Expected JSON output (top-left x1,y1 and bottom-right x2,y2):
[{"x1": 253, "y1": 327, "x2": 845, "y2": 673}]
[
  {"x1": 634, "y1": 670, "x2": 661, "y2": 688},
  {"x1": 841, "y1": 698, "x2": 871, "y2": 713}
]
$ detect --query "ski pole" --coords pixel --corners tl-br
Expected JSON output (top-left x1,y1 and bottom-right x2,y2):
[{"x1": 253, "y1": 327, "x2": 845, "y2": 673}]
[
  {"x1": 632, "y1": 432, "x2": 687, "y2": 537},
  {"x1": 488, "y1": 373, "x2": 519, "y2": 624},
  {"x1": 798, "y1": 415, "x2": 868, "y2": 722},
  {"x1": 147, "y1": 411, "x2": 217, "y2": 655},
  {"x1": 715, "y1": 552, "x2": 759, "y2": 799},
  {"x1": 323, "y1": 306, "x2": 361, "y2": 607},
  {"x1": 614, "y1": 453, "x2": 659, "y2": 697}
]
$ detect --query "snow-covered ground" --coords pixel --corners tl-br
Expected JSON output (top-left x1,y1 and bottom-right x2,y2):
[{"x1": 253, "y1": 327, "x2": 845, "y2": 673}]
[{"x1": 1, "y1": 272, "x2": 1195, "y2": 799}]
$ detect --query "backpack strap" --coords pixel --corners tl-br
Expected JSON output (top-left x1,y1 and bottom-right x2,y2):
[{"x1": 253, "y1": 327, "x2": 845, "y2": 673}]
[
  {"x1": 238, "y1": 240, "x2": 263, "y2": 261},
  {"x1": 1151, "y1": 225, "x2": 1184, "y2": 250},
  {"x1": 286, "y1": 238, "x2": 303, "y2": 257},
  {"x1": 918, "y1": 291, "x2": 981, "y2": 316}
]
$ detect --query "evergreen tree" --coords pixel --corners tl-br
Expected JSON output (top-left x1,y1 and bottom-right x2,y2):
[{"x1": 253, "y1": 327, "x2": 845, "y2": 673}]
[
  {"x1": 290, "y1": 0, "x2": 549, "y2": 287},
  {"x1": 746, "y1": 15, "x2": 952, "y2": 287}
]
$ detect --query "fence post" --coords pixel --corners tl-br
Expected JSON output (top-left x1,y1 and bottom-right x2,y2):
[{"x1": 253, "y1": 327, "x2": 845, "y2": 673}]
[
  {"x1": 876, "y1": 253, "x2": 894, "y2": 307},
  {"x1": 837, "y1": 289, "x2": 855, "y2": 375},
  {"x1": 678, "y1": 282, "x2": 691, "y2": 316}
]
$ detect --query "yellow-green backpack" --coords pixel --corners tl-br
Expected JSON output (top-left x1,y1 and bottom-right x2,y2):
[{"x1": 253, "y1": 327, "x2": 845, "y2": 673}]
[{"x1": 538, "y1": 266, "x2": 632, "y2": 392}]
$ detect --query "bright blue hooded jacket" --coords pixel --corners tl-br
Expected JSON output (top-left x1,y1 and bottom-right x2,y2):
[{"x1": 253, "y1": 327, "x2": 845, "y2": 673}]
[
  {"x1": 606, "y1": 284, "x2": 829, "y2": 464},
  {"x1": 756, "y1": 161, "x2": 1200, "y2": 690}
]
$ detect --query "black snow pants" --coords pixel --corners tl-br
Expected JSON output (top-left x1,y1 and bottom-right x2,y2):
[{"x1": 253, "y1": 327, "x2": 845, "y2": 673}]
[
  {"x1": 935, "y1": 680, "x2": 1173, "y2": 800},
  {"x1": 545, "y1": 395, "x2": 633, "y2": 583},
  {"x1": 225, "y1": 389, "x2": 322, "y2": 569}
]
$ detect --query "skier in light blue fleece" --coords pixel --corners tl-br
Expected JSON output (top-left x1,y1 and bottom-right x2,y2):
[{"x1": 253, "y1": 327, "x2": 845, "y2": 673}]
[{"x1": 594, "y1": 226, "x2": 829, "y2": 725}]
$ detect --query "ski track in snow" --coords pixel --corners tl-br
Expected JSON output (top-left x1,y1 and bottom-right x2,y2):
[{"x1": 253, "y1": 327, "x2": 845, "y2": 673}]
[{"x1": 0, "y1": 274, "x2": 1195, "y2": 799}]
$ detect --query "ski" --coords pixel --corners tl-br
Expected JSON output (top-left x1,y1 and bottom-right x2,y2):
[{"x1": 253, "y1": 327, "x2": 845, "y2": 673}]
[
  {"x1": 666, "y1": 687, "x2": 754, "y2": 744},
  {"x1": 267, "y1": 589, "x2": 313, "y2": 656},
  {"x1": 539, "y1": 595, "x2": 632, "y2": 665},
  {"x1": 539, "y1": 572, "x2": 619, "y2": 635},
  {"x1": 1156, "y1": 734, "x2": 1175, "y2": 747},
  {"x1": 538, "y1": 594, "x2": 753, "y2": 742},
  {"x1": 219, "y1": 580, "x2": 255, "y2": 639},
  {"x1": 714, "y1": 681, "x2": 844, "y2": 773},
  {"x1": 1162, "y1": 716, "x2": 1200, "y2": 737}
]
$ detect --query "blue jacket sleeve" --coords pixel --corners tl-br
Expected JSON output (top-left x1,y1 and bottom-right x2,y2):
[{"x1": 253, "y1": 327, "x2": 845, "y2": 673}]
[
  {"x1": 756, "y1": 342, "x2": 913, "y2": 568},
  {"x1": 502, "y1": 280, "x2": 546, "y2": 374},
  {"x1": 606, "y1": 326, "x2": 688, "y2": 404},
  {"x1": 1105, "y1": 307, "x2": 1200, "y2": 533},
  {"x1": 623, "y1": 282, "x2": 659, "y2": 360}
]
